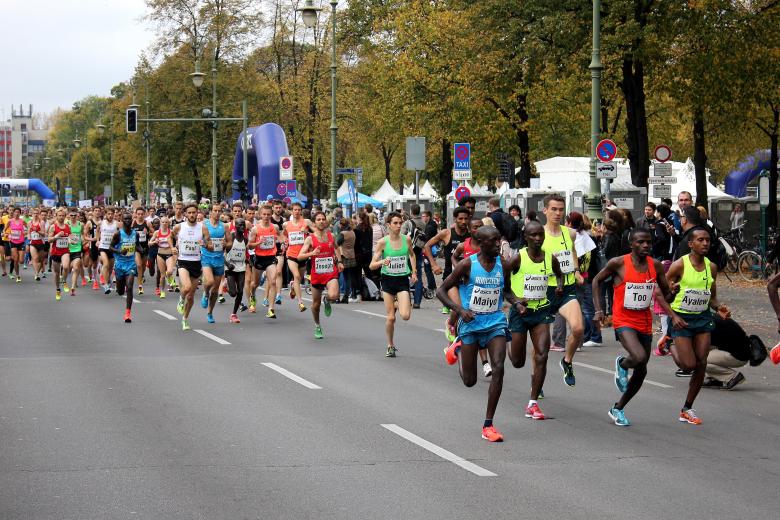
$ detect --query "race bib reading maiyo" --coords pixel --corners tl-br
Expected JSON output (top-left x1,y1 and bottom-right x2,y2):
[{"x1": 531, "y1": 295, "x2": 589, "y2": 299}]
[
  {"x1": 314, "y1": 256, "x2": 334, "y2": 274},
  {"x1": 288, "y1": 231, "x2": 305, "y2": 246},
  {"x1": 259, "y1": 235, "x2": 275, "y2": 250},
  {"x1": 679, "y1": 288, "x2": 710, "y2": 313},
  {"x1": 523, "y1": 274, "x2": 548, "y2": 300},
  {"x1": 469, "y1": 286, "x2": 501, "y2": 314},
  {"x1": 624, "y1": 282, "x2": 654, "y2": 310},
  {"x1": 554, "y1": 250, "x2": 575, "y2": 274},
  {"x1": 55, "y1": 237, "x2": 68, "y2": 249},
  {"x1": 385, "y1": 255, "x2": 408, "y2": 275},
  {"x1": 211, "y1": 237, "x2": 223, "y2": 252}
]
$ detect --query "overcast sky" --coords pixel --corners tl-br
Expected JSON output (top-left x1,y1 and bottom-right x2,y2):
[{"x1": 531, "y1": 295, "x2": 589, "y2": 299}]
[{"x1": 0, "y1": 0, "x2": 154, "y2": 122}]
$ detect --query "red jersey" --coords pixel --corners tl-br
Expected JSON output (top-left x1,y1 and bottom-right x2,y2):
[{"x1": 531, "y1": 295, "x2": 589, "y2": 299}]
[
  {"x1": 51, "y1": 222, "x2": 72, "y2": 256},
  {"x1": 29, "y1": 221, "x2": 44, "y2": 245},
  {"x1": 253, "y1": 223, "x2": 277, "y2": 257},
  {"x1": 613, "y1": 254, "x2": 657, "y2": 335},
  {"x1": 309, "y1": 231, "x2": 338, "y2": 286},
  {"x1": 463, "y1": 237, "x2": 479, "y2": 258}
]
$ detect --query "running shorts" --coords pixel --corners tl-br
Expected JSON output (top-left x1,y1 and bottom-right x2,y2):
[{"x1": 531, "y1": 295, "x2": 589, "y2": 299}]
[
  {"x1": 177, "y1": 259, "x2": 203, "y2": 279},
  {"x1": 99, "y1": 248, "x2": 114, "y2": 260},
  {"x1": 614, "y1": 326, "x2": 653, "y2": 348},
  {"x1": 508, "y1": 305, "x2": 554, "y2": 334},
  {"x1": 114, "y1": 261, "x2": 138, "y2": 278},
  {"x1": 252, "y1": 255, "x2": 277, "y2": 271},
  {"x1": 459, "y1": 323, "x2": 511, "y2": 350},
  {"x1": 668, "y1": 311, "x2": 715, "y2": 339},
  {"x1": 380, "y1": 274, "x2": 410, "y2": 296},
  {"x1": 547, "y1": 284, "x2": 578, "y2": 314}
]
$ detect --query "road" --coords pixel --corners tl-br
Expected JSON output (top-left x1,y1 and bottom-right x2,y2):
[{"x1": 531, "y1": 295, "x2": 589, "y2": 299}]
[{"x1": 1, "y1": 275, "x2": 779, "y2": 519}]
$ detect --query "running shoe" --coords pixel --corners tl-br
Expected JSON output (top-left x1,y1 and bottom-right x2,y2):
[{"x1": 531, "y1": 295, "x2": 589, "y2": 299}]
[
  {"x1": 679, "y1": 408, "x2": 702, "y2": 425},
  {"x1": 550, "y1": 344, "x2": 565, "y2": 352},
  {"x1": 160, "y1": 291, "x2": 166, "y2": 299},
  {"x1": 81, "y1": 278, "x2": 87, "y2": 287},
  {"x1": 124, "y1": 309, "x2": 132, "y2": 323},
  {"x1": 314, "y1": 325, "x2": 323, "y2": 339},
  {"x1": 100, "y1": 275, "x2": 105, "y2": 285},
  {"x1": 481, "y1": 425, "x2": 503, "y2": 442},
  {"x1": 538, "y1": 388, "x2": 545, "y2": 400},
  {"x1": 229, "y1": 313, "x2": 240, "y2": 324},
  {"x1": 482, "y1": 361, "x2": 493, "y2": 378},
  {"x1": 386, "y1": 345, "x2": 397, "y2": 358},
  {"x1": 177, "y1": 298, "x2": 185, "y2": 315},
  {"x1": 206, "y1": 313, "x2": 215, "y2": 323},
  {"x1": 93, "y1": 280, "x2": 99, "y2": 290},
  {"x1": 249, "y1": 304, "x2": 256, "y2": 313},
  {"x1": 299, "y1": 302, "x2": 307, "y2": 312},
  {"x1": 560, "y1": 359, "x2": 576, "y2": 387},
  {"x1": 654, "y1": 335, "x2": 672, "y2": 356},
  {"x1": 608, "y1": 406, "x2": 631, "y2": 427},
  {"x1": 70, "y1": 288, "x2": 76, "y2": 296},
  {"x1": 218, "y1": 295, "x2": 225, "y2": 304},
  {"x1": 441, "y1": 306, "x2": 450, "y2": 314},
  {"x1": 525, "y1": 403, "x2": 546, "y2": 420},
  {"x1": 182, "y1": 319, "x2": 191, "y2": 331},
  {"x1": 35, "y1": 275, "x2": 40, "y2": 281},
  {"x1": 675, "y1": 368, "x2": 693, "y2": 377},
  {"x1": 138, "y1": 285, "x2": 144, "y2": 295},
  {"x1": 262, "y1": 298, "x2": 269, "y2": 307},
  {"x1": 55, "y1": 290, "x2": 61, "y2": 301},
  {"x1": 239, "y1": 302, "x2": 248, "y2": 312},
  {"x1": 63, "y1": 284, "x2": 70, "y2": 293},
  {"x1": 290, "y1": 286, "x2": 296, "y2": 299},
  {"x1": 323, "y1": 298, "x2": 332, "y2": 317},
  {"x1": 444, "y1": 339, "x2": 461, "y2": 365},
  {"x1": 16, "y1": 277, "x2": 21, "y2": 283},
  {"x1": 615, "y1": 356, "x2": 629, "y2": 393},
  {"x1": 155, "y1": 287, "x2": 161, "y2": 297},
  {"x1": 265, "y1": 309, "x2": 277, "y2": 319},
  {"x1": 201, "y1": 293, "x2": 209, "y2": 309},
  {"x1": 104, "y1": 286, "x2": 112, "y2": 295},
  {"x1": 249, "y1": 296, "x2": 256, "y2": 308},
  {"x1": 583, "y1": 340, "x2": 603, "y2": 347},
  {"x1": 275, "y1": 294, "x2": 282, "y2": 305}
]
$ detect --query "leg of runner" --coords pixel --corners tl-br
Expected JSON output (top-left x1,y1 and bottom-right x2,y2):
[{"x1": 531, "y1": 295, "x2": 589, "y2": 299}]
[
  {"x1": 671, "y1": 334, "x2": 704, "y2": 425},
  {"x1": 610, "y1": 329, "x2": 651, "y2": 426},
  {"x1": 226, "y1": 271, "x2": 244, "y2": 323},
  {"x1": 135, "y1": 252, "x2": 146, "y2": 294},
  {"x1": 177, "y1": 268, "x2": 197, "y2": 329},
  {"x1": 115, "y1": 272, "x2": 135, "y2": 322},
  {"x1": 155, "y1": 254, "x2": 165, "y2": 296},
  {"x1": 288, "y1": 261, "x2": 306, "y2": 311},
  {"x1": 311, "y1": 284, "x2": 324, "y2": 338},
  {"x1": 31, "y1": 246, "x2": 41, "y2": 280},
  {"x1": 264, "y1": 264, "x2": 278, "y2": 318},
  {"x1": 69, "y1": 255, "x2": 82, "y2": 295},
  {"x1": 382, "y1": 291, "x2": 398, "y2": 356},
  {"x1": 558, "y1": 299, "x2": 583, "y2": 386},
  {"x1": 202, "y1": 266, "x2": 215, "y2": 310},
  {"x1": 100, "y1": 252, "x2": 114, "y2": 294},
  {"x1": 205, "y1": 267, "x2": 223, "y2": 323},
  {"x1": 11, "y1": 246, "x2": 22, "y2": 280},
  {"x1": 249, "y1": 265, "x2": 262, "y2": 313},
  {"x1": 52, "y1": 258, "x2": 63, "y2": 300}
]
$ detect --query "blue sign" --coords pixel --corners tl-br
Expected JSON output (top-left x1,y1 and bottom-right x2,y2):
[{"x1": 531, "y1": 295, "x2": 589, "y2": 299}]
[
  {"x1": 454, "y1": 143, "x2": 471, "y2": 170},
  {"x1": 286, "y1": 180, "x2": 297, "y2": 198},
  {"x1": 347, "y1": 179, "x2": 358, "y2": 210}
]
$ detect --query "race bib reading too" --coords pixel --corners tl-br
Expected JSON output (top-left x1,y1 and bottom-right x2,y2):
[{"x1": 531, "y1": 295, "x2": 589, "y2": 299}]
[
  {"x1": 288, "y1": 231, "x2": 305, "y2": 246},
  {"x1": 469, "y1": 286, "x2": 501, "y2": 314},
  {"x1": 523, "y1": 274, "x2": 548, "y2": 300},
  {"x1": 554, "y1": 250, "x2": 575, "y2": 274},
  {"x1": 385, "y1": 255, "x2": 408, "y2": 275},
  {"x1": 679, "y1": 289, "x2": 710, "y2": 313},
  {"x1": 314, "y1": 256, "x2": 334, "y2": 274},
  {"x1": 624, "y1": 282, "x2": 654, "y2": 310}
]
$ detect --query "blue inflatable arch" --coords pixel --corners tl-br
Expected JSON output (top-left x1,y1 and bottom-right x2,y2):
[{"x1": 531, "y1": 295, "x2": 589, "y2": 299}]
[
  {"x1": 231, "y1": 123, "x2": 290, "y2": 202},
  {"x1": 0, "y1": 178, "x2": 57, "y2": 205}
]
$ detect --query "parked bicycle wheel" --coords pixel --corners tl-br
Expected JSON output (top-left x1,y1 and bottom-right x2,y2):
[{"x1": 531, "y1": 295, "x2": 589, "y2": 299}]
[
  {"x1": 738, "y1": 250, "x2": 764, "y2": 282},
  {"x1": 423, "y1": 288, "x2": 435, "y2": 300}
]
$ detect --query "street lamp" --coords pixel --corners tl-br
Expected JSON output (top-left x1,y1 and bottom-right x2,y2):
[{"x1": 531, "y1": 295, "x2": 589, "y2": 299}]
[
  {"x1": 96, "y1": 120, "x2": 114, "y2": 204},
  {"x1": 586, "y1": 0, "x2": 603, "y2": 220},
  {"x1": 297, "y1": 0, "x2": 338, "y2": 208},
  {"x1": 192, "y1": 46, "x2": 219, "y2": 201}
]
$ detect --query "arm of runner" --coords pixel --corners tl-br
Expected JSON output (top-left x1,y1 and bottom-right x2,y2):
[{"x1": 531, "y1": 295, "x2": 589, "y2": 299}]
[
  {"x1": 110, "y1": 231, "x2": 122, "y2": 255},
  {"x1": 451, "y1": 242, "x2": 465, "y2": 267},
  {"x1": 664, "y1": 259, "x2": 683, "y2": 302},
  {"x1": 170, "y1": 224, "x2": 180, "y2": 254},
  {"x1": 424, "y1": 229, "x2": 447, "y2": 274},
  {"x1": 436, "y1": 258, "x2": 474, "y2": 322},
  {"x1": 653, "y1": 259, "x2": 687, "y2": 329},
  {"x1": 570, "y1": 227, "x2": 584, "y2": 285},
  {"x1": 708, "y1": 264, "x2": 729, "y2": 318},
  {"x1": 369, "y1": 237, "x2": 386, "y2": 271},
  {"x1": 201, "y1": 225, "x2": 212, "y2": 251},
  {"x1": 503, "y1": 254, "x2": 527, "y2": 314},
  {"x1": 768, "y1": 272, "x2": 780, "y2": 332},
  {"x1": 551, "y1": 255, "x2": 565, "y2": 296},
  {"x1": 591, "y1": 256, "x2": 620, "y2": 326},
  {"x1": 246, "y1": 226, "x2": 260, "y2": 249},
  {"x1": 406, "y1": 235, "x2": 417, "y2": 285},
  {"x1": 297, "y1": 236, "x2": 318, "y2": 260}
]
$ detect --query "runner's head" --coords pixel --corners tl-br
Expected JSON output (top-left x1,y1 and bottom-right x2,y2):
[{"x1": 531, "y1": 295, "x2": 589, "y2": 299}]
[
  {"x1": 211, "y1": 203, "x2": 221, "y2": 220},
  {"x1": 259, "y1": 204, "x2": 272, "y2": 223},
  {"x1": 468, "y1": 218, "x2": 483, "y2": 236},
  {"x1": 55, "y1": 207, "x2": 66, "y2": 222},
  {"x1": 385, "y1": 211, "x2": 403, "y2": 233},
  {"x1": 524, "y1": 220, "x2": 545, "y2": 250},
  {"x1": 272, "y1": 200, "x2": 283, "y2": 216},
  {"x1": 184, "y1": 203, "x2": 198, "y2": 223},
  {"x1": 453, "y1": 207, "x2": 470, "y2": 231},
  {"x1": 475, "y1": 226, "x2": 501, "y2": 257},
  {"x1": 175, "y1": 201, "x2": 184, "y2": 214},
  {"x1": 12, "y1": 207, "x2": 21, "y2": 218},
  {"x1": 231, "y1": 202, "x2": 243, "y2": 220},
  {"x1": 542, "y1": 194, "x2": 566, "y2": 225},
  {"x1": 68, "y1": 209, "x2": 78, "y2": 222},
  {"x1": 160, "y1": 215, "x2": 170, "y2": 230},
  {"x1": 234, "y1": 218, "x2": 246, "y2": 236},
  {"x1": 313, "y1": 211, "x2": 328, "y2": 230},
  {"x1": 122, "y1": 211, "x2": 133, "y2": 229},
  {"x1": 629, "y1": 228, "x2": 652, "y2": 258},
  {"x1": 689, "y1": 227, "x2": 711, "y2": 256},
  {"x1": 105, "y1": 207, "x2": 115, "y2": 221},
  {"x1": 458, "y1": 196, "x2": 476, "y2": 216},
  {"x1": 135, "y1": 207, "x2": 145, "y2": 221},
  {"x1": 291, "y1": 202, "x2": 302, "y2": 218}
]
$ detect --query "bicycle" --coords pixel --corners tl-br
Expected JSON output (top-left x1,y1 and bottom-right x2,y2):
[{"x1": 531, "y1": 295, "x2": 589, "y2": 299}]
[
  {"x1": 718, "y1": 223, "x2": 747, "y2": 275},
  {"x1": 737, "y1": 228, "x2": 778, "y2": 283}
]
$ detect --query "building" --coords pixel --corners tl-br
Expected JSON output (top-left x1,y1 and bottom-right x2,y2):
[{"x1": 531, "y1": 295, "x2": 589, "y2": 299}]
[
  {"x1": 0, "y1": 120, "x2": 10, "y2": 178},
  {"x1": 7, "y1": 105, "x2": 48, "y2": 178}
]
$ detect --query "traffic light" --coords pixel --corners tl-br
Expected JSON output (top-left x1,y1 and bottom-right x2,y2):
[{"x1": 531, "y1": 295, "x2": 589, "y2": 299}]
[
  {"x1": 126, "y1": 106, "x2": 139, "y2": 133},
  {"x1": 233, "y1": 178, "x2": 248, "y2": 201}
]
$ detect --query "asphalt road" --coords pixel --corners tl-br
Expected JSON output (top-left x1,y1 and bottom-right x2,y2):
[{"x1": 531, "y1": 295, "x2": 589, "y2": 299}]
[{"x1": 1, "y1": 273, "x2": 779, "y2": 519}]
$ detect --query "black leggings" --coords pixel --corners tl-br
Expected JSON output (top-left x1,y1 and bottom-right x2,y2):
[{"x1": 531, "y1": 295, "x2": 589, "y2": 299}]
[
  {"x1": 226, "y1": 270, "x2": 246, "y2": 314},
  {"x1": 346, "y1": 265, "x2": 362, "y2": 298}
]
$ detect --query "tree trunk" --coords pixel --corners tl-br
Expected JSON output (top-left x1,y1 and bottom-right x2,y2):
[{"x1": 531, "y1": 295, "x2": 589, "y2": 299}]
[
  {"x1": 303, "y1": 160, "x2": 314, "y2": 209},
  {"x1": 316, "y1": 154, "x2": 323, "y2": 203},
  {"x1": 380, "y1": 142, "x2": 395, "y2": 182},
  {"x1": 693, "y1": 110, "x2": 708, "y2": 208},
  {"x1": 769, "y1": 107, "x2": 779, "y2": 228},
  {"x1": 192, "y1": 166, "x2": 202, "y2": 203},
  {"x1": 621, "y1": 57, "x2": 651, "y2": 187},
  {"x1": 440, "y1": 139, "x2": 453, "y2": 199}
]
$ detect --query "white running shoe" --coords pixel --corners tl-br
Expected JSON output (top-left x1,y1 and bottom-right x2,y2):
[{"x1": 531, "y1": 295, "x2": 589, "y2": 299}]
[{"x1": 482, "y1": 361, "x2": 493, "y2": 378}]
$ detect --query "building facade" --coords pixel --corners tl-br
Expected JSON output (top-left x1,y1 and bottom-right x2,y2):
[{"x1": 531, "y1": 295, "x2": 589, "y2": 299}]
[
  {"x1": 5, "y1": 105, "x2": 48, "y2": 178},
  {"x1": 0, "y1": 121, "x2": 11, "y2": 178}
]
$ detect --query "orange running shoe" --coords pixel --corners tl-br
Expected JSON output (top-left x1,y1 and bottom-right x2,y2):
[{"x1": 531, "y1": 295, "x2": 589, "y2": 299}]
[
  {"x1": 679, "y1": 409, "x2": 702, "y2": 425},
  {"x1": 443, "y1": 339, "x2": 461, "y2": 365},
  {"x1": 81, "y1": 278, "x2": 87, "y2": 287},
  {"x1": 124, "y1": 309, "x2": 132, "y2": 323},
  {"x1": 100, "y1": 275, "x2": 105, "y2": 285},
  {"x1": 481, "y1": 425, "x2": 504, "y2": 442},
  {"x1": 93, "y1": 280, "x2": 99, "y2": 290},
  {"x1": 229, "y1": 313, "x2": 240, "y2": 324},
  {"x1": 155, "y1": 287, "x2": 161, "y2": 297},
  {"x1": 525, "y1": 403, "x2": 546, "y2": 420}
]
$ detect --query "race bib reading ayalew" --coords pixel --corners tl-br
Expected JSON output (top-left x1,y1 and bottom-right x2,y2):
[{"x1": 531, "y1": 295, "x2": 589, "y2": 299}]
[
  {"x1": 523, "y1": 274, "x2": 548, "y2": 300},
  {"x1": 469, "y1": 286, "x2": 501, "y2": 314},
  {"x1": 624, "y1": 282, "x2": 654, "y2": 310},
  {"x1": 679, "y1": 289, "x2": 710, "y2": 313},
  {"x1": 314, "y1": 256, "x2": 334, "y2": 274},
  {"x1": 554, "y1": 250, "x2": 575, "y2": 274},
  {"x1": 288, "y1": 231, "x2": 305, "y2": 246},
  {"x1": 385, "y1": 255, "x2": 408, "y2": 275}
]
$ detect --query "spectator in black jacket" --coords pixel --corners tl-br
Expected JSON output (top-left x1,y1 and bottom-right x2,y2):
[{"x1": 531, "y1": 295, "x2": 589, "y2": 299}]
[
  {"x1": 703, "y1": 314, "x2": 756, "y2": 389},
  {"x1": 487, "y1": 197, "x2": 515, "y2": 242},
  {"x1": 635, "y1": 202, "x2": 657, "y2": 231}
]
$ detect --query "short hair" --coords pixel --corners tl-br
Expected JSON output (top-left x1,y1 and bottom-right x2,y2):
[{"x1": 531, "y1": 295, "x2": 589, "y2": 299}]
[
  {"x1": 453, "y1": 207, "x2": 471, "y2": 219},
  {"x1": 458, "y1": 196, "x2": 477, "y2": 207},
  {"x1": 385, "y1": 211, "x2": 403, "y2": 224},
  {"x1": 645, "y1": 202, "x2": 657, "y2": 210},
  {"x1": 260, "y1": 204, "x2": 272, "y2": 212},
  {"x1": 629, "y1": 227, "x2": 652, "y2": 241},
  {"x1": 422, "y1": 210, "x2": 432, "y2": 218},
  {"x1": 232, "y1": 201, "x2": 244, "y2": 210},
  {"x1": 271, "y1": 199, "x2": 282, "y2": 206},
  {"x1": 488, "y1": 197, "x2": 500, "y2": 208},
  {"x1": 291, "y1": 202, "x2": 303, "y2": 209},
  {"x1": 364, "y1": 203, "x2": 374, "y2": 214},
  {"x1": 678, "y1": 191, "x2": 693, "y2": 200},
  {"x1": 543, "y1": 194, "x2": 565, "y2": 207},
  {"x1": 184, "y1": 203, "x2": 198, "y2": 212},
  {"x1": 312, "y1": 211, "x2": 326, "y2": 220},
  {"x1": 681, "y1": 205, "x2": 703, "y2": 226},
  {"x1": 526, "y1": 209, "x2": 538, "y2": 221},
  {"x1": 410, "y1": 204, "x2": 421, "y2": 216},
  {"x1": 508, "y1": 204, "x2": 522, "y2": 215}
]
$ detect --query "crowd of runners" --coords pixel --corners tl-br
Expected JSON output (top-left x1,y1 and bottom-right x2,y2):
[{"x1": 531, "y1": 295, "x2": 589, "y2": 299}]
[{"x1": 1, "y1": 193, "x2": 777, "y2": 443}]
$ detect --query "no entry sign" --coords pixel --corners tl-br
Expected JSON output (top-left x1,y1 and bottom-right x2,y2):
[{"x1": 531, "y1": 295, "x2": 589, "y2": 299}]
[
  {"x1": 455, "y1": 185, "x2": 471, "y2": 202},
  {"x1": 654, "y1": 145, "x2": 672, "y2": 163},
  {"x1": 596, "y1": 139, "x2": 618, "y2": 162}
]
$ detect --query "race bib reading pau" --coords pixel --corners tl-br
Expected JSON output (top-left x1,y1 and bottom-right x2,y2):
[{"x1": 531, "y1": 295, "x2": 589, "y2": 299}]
[
  {"x1": 314, "y1": 256, "x2": 334, "y2": 274},
  {"x1": 680, "y1": 289, "x2": 711, "y2": 313},
  {"x1": 523, "y1": 274, "x2": 548, "y2": 300},
  {"x1": 624, "y1": 282, "x2": 654, "y2": 310},
  {"x1": 469, "y1": 286, "x2": 501, "y2": 314},
  {"x1": 180, "y1": 239, "x2": 199, "y2": 255},
  {"x1": 259, "y1": 235, "x2": 275, "y2": 250},
  {"x1": 55, "y1": 237, "x2": 68, "y2": 249},
  {"x1": 554, "y1": 250, "x2": 575, "y2": 274},
  {"x1": 385, "y1": 256, "x2": 408, "y2": 275},
  {"x1": 288, "y1": 231, "x2": 305, "y2": 246}
]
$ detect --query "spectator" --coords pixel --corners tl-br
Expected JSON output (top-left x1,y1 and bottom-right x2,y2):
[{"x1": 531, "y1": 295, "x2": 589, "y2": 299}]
[
  {"x1": 336, "y1": 217, "x2": 360, "y2": 303},
  {"x1": 697, "y1": 205, "x2": 714, "y2": 229},
  {"x1": 354, "y1": 211, "x2": 376, "y2": 290},
  {"x1": 729, "y1": 203, "x2": 745, "y2": 230},
  {"x1": 635, "y1": 202, "x2": 657, "y2": 231},
  {"x1": 402, "y1": 204, "x2": 429, "y2": 309},
  {"x1": 487, "y1": 197, "x2": 515, "y2": 242},
  {"x1": 703, "y1": 315, "x2": 761, "y2": 389},
  {"x1": 525, "y1": 209, "x2": 538, "y2": 224},
  {"x1": 420, "y1": 210, "x2": 438, "y2": 291},
  {"x1": 508, "y1": 204, "x2": 525, "y2": 251},
  {"x1": 673, "y1": 205, "x2": 706, "y2": 260},
  {"x1": 652, "y1": 204, "x2": 675, "y2": 261}
]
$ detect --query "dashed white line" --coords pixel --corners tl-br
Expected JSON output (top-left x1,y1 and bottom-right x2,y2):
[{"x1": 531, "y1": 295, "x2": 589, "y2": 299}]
[
  {"x1": 195, "y1": 329, "x2": 231, "y2": 345},
  {"x1": 133, "y1": 298, "x2": 142, "y2": 303},
  {"x1": 352, "y1": 309, "x2": 387, "y2": 319},
  {"x1": 573, "y1": 361, "x2": 673, "y2": 389},
  {"x1": 153, "y1": 310, "x2": 177, "y2": 321},
  {"x1": 261, "y1": 362, "x2": 322, "y2": 389},
  {"x1": 381, "y1": 424, "x2": 496, "y2": 477}
]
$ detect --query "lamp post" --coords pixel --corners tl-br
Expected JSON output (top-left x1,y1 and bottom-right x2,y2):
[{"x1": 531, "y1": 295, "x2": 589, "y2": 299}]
[
  {"x1": 191, "y1": 46, "x2": 219, "y2": 202},
  {"x1": 72, "y1": 132, "x2": 89, "y2": 201},
  {"x1": 96, "y1": 121, "x2": 114, "y2": 204},
  {"x1": 298, "y1": 0, "x2": 338, "y2": 208},
  {"x1": 586, "y1": 0, "x2": 603, "y2": 220}
]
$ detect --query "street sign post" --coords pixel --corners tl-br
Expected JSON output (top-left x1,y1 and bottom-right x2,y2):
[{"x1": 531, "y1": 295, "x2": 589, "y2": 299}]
[
  {"x1": 279, "y1": 156, "x2": 294, "y2": 181},
  {"x1": 453, "y1": 142, "x2": 472, "y2": 184},
  {"x1": 759, "y1": 171, "x2": 770, "y2": 258},
  {"x1": 596, "y1": 139, "x2": 618, "y2": 162},
  {"x1": 406, "y1": 137, "x2": 426, "y2": 171},
  {"x1": 648, "y1": 176, "x2": 677, "y2": 184},
  {"x1": 356, "y1": 168, "x2": 363, "y2": 188},
  {"x1": 652, "y1": 184, "x2": 672, "y2": 198},
  {"x1": 596, "y1": 161, "x2": 617, "y2": 179},
  {"x1": 654, "y1": 144, "x2": 672, "y2": 163},
  {"x1": 453, "y1": 170, "x2": 472, "y2": 181},
  {"x1": 653, "y1": 162, "x2": 673, "y2": 177}
]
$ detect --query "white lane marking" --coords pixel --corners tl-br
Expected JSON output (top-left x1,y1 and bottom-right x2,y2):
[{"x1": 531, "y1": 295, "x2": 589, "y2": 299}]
[
  {"x1": 434, "y1": 328, "x2": 447, "y2": 333},
  {"x1": 352, "y1": 309, "x2": 387, "y2": 319},
  {"x1": 573, "y1": 361, "x2": 673, "y2": 389},
  {"x1": 153, "y1": 309, "x2": 177, "y2": 321},
  {"x1": 381, "y1": 424, "x2": 496, "y2": 477},
  {"x1": 261, "y1": 362, "x2": 322, "y2": 389},
  {"x1": 133, "y1": 298, "x2": 141, "y2": 303},
  {"x1": 195, "y1": 329, "x2": 231, "y2": 345}
]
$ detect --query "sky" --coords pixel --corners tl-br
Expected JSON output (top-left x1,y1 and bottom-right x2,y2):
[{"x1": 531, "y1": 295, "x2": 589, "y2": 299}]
[{"x1": 0, "y1": 0, "x2": 154, "y2": 122}]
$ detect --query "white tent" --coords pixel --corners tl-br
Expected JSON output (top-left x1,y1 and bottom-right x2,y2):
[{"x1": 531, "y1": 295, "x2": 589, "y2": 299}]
[
  {"x1": 336, "y1": 179, "x2": 350, "y2": 198},
  {"x1": 419, "y1": 180, "x2": 440, "y2": 201},
  {"x1": 371, "y1": 179, "x2": 402, "y2": 203}
]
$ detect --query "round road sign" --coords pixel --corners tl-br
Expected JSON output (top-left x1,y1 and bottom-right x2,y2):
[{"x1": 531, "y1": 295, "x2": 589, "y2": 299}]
[
  {"x1": 455, "y1": 144, "x2": 470, "y2": 161},
  {"x1": 596, "y1": 139, "x2": 618, "y2": 162},
  {"x1": 283, "y1": 196, "x2": 292, "y2": 205},
  {"x1": 277, "y1": 183, "x2": 287, "y2": 196},
  {"x1": 281, "y1": 157, "x2": 292, "y2": 170},
  {"x1": 654, "y1": 144, "x2": 672, "y2": 163},
  {"x1": 455, "y1": 186, "x2": 471, "y2": 202}
]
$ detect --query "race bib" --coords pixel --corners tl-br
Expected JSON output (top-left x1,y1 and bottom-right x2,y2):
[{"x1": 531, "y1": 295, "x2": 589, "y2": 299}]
[
  {"x1": 180, "y1": 239, "x2": 199, "y2": 255},
  {"x1": 679, "y1": 289, "x2": 710, "y2": 313},
  {"x1": 9, "y1": 229, "x2": 21, "y2": 241},
  {"x1": 259, "y1": 235, "x2": 275, "y2": 250},
  {"x1": 55, "y1": 237, "x2": 68, "y2": 249},
  {"x1": 624, "y1": 282, "x2": 654, "y2": 310},
  {"x1": 228, "y1": 247, "x2": 246, "y2": 265},
  {"x1": 158, "y1": 237, "x2": 170, "y2": 249},
  {"x1": 288, "y1": 231, "x2": 305, "y2": 246},
  {"x1": 554, "y1": 250, "x2": 575, "y2": 274},
  {"x1": 69, "y1": 234, "x2": 81, "y2": 245},
  {"x1": 122, "y1": 242, "x2": 136, "y2": 256},
  {"x1": 314, "y1": 256, "x2": 334, "y2": 274},
  {"x1": 100, "y1": 235, "x2": 113, "y2": 249},
  {"x1": 138, "y1": 230, "x2": 147, "y2": 242},
  {"x1": 211, "y1": 237, "x2": 223, "y2": 252},
  {"x1": 523, "y1": 274, "x2": 548, "y2": 300},
  {"x1": 385, "y1": 255, "x2": 408, "y2": 275},
  {"x1": 30, "y1": 231, "x2": 41, "y2": 241},
  {"x1": 469, "y1": 286, "x2": 501, "y2": 314}
]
